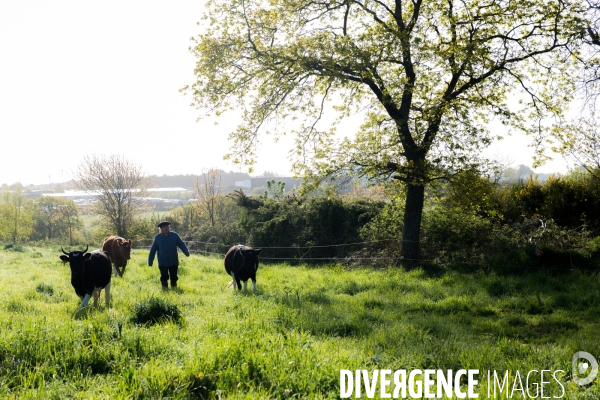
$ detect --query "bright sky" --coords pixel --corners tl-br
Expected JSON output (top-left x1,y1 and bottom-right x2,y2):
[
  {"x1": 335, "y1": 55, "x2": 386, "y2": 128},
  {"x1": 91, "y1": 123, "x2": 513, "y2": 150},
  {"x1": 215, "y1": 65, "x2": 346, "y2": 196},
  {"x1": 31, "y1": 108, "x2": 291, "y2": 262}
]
[{"x1": 0, "y1": 1, "x2": 571, "y2": 186}]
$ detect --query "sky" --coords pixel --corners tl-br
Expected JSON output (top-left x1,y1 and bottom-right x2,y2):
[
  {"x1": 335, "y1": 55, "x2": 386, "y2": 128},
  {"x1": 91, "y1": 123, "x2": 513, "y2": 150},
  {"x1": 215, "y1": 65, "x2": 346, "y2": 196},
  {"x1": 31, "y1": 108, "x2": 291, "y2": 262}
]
[{"x1": 0, "y1": 1, "x2": 571, "y2": 186}]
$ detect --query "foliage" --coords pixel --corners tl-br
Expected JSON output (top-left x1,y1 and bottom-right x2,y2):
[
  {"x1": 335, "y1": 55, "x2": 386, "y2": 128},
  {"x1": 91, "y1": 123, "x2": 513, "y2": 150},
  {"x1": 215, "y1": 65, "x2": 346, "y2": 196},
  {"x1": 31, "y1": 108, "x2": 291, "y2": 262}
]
[
  {"x1": 420, "y1": 206, "x2": 494, "y2": 261},
  {"x1": 359, "y1": 187, "x2": 406, "y2": 242},
  {"x1": 442, "y1": 169, "x2": 502, "y2": 219},
  {"x1": 558, "y1": 2, "x2": 600, "y2": 116},
  {"x1": 176, "y1": 170, "x2": 251, "y2": 250},
  {"x1": 552, "y1": 112, "x2": 600, "y2": 180},
  {"x1": 359, "y1": 170, "x2": 600, "y2": 270},
  {"x1": 126, "y1": 213, "x2": 175, "y2": 241},
  {"x1": 419, "y1": 210, "x2": 599, "y2": 271},
  {"x1": 30, "y1": 196, "x2": 82, "y2": 245},
  {"x1": 176, "y1": 203, "x2": 202, "y2": 234},
  {"x1": 261, "y1": 179, "x2": 286, "y2": 201},
  {"x1": 232, "y1": 192, "x2": 385, "y2": 262},
  {"x1": 0, "y1": 185, "x2": 33, "y2": 244},
  {"x1": 172, "y1": 196, "x2": 246, "y2": 250},
  {"x1": 4, "y1": 243, "x2": 26, "y2": 252},
  {"x1": 497, "y1": 174, "x2": 600, "y2": 232},
  {"x1": 186, "y1": 0, "x2": 582, "y2": 259}
]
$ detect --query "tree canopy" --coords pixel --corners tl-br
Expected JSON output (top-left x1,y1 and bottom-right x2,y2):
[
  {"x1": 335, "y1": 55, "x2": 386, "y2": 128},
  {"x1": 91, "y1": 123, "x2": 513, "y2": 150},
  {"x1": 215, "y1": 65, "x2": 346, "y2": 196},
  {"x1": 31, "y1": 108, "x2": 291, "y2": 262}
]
[{"x1": 186, "y1": 0, "x2": 584, "y2": 258}]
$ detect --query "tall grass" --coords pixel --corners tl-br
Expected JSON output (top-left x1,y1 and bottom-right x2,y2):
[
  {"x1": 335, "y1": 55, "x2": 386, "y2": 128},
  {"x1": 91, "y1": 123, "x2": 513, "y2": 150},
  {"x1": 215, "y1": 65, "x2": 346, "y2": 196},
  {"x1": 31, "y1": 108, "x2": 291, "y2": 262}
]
[{"x1": 0, "y1": 246, "x2": 599, "y2": 398}]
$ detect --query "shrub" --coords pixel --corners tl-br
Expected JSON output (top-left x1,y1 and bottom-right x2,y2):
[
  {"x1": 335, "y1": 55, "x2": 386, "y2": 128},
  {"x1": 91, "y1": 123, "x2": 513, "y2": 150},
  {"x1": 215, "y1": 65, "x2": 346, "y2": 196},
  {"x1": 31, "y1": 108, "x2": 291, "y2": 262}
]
[
  {"x1": 4, "y1": 243, "x2": 25, "y2": 252},
  {"x1": 444, "y1": 168, "x2": 502, "y2": 218},
  {"x1": 36, "y1": 283, "x2": 54, "y2": 296},
  {"x1": 418, "y1": 206, "x2": 494, "y2": 268},
  {"x1": 234, "y1": 193, "x2": 385, "y2": 262},
  {"x1": 497, "y1": 174, "x2": 600, "y2": 233},
  {"x1": 130, "y1": 297, "x2": 182, "y2": 326}
]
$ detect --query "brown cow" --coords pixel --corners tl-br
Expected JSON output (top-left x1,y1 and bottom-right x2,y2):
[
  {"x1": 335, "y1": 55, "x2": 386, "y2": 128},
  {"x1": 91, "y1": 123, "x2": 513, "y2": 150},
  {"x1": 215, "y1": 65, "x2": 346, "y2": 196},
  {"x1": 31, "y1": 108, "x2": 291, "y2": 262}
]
[{"x1": 102, "y1": 236, "x2": 132, "y2": 277}]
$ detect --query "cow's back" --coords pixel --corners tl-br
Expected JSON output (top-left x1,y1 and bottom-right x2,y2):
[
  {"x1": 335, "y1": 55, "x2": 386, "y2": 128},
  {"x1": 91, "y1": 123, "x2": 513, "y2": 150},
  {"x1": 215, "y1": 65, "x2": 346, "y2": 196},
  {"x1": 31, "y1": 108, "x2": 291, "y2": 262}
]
[
  {"x1": 83, "y1": 250, "x2": 112, "y2": 294},
  {"x1": 102, "y1": 236, "x2": 119, "y2": 260},
  {"x1": 102, "y1": 235, "x2": 132, "y2": 268},
  {"x1": 224, "y1": 245, "x2": 245, "y2": 272},
  {"x1": 224, "y1": 245, "x2": 254, "y2": 281}
]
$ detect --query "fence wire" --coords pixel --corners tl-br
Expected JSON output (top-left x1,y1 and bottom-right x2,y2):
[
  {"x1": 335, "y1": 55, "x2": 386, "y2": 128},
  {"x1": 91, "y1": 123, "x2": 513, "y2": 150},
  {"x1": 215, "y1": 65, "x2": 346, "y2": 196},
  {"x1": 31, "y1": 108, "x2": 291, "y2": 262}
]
[{"x1": 132, "y1": 236, "x2": 598, "y2": 273}]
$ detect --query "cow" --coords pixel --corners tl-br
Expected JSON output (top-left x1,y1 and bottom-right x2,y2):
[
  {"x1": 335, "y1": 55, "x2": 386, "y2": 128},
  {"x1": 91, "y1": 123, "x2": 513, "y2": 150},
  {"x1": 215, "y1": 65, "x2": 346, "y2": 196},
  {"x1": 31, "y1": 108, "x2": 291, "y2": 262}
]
[
  {"x1": 102, "y1": 236, "x2": 132, "y2": 277},
  {"x1": 59, "y1": 245, "x2": 112, "y2": 308},
  {"x1": 224, "y1": 245, "x2": 262, "y2": 292}
]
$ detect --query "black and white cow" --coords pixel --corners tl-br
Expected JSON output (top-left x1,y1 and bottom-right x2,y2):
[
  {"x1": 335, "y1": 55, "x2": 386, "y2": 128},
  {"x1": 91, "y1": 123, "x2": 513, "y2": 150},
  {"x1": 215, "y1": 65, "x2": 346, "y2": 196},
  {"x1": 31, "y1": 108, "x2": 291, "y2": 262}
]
[
  {"x1": 59, "y1": 245, "x2": 112, "y2": 307},
  {"x1": 224, "y1": 245, "x2": 262, "y2": 292}
]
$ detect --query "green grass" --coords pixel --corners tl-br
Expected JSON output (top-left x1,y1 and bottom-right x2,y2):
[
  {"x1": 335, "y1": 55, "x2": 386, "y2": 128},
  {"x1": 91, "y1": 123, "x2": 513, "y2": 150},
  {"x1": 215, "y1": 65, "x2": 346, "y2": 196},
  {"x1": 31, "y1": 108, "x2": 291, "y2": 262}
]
[{"x1": 0, "y1": 246, "x2": 600, "y2": 398}]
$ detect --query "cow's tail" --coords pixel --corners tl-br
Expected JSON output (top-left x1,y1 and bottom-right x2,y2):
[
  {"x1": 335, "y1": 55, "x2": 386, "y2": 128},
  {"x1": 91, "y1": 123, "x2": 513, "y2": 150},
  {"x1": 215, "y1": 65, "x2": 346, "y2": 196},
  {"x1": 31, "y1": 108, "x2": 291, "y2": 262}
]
[{"x1": 227, "y1": 271, "x2": 236, "y2": 289}]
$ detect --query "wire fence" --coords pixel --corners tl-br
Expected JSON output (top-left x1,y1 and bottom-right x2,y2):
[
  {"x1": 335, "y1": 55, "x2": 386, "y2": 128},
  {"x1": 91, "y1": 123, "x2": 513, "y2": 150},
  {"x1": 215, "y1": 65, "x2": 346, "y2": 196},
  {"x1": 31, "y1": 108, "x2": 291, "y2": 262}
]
[
  {"x1": 134, "y1": 238, "x2": 402, "y2": 262},
  {"x1": 132, "y1": 236, "x2": 599, "y2": 273}
]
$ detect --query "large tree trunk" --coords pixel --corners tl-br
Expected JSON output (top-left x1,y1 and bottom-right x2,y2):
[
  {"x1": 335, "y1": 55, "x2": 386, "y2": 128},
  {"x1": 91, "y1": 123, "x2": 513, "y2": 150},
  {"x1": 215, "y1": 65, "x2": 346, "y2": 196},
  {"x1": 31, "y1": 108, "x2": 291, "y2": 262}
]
[{"x1": 401, "y1": 182, "x2": 425, "y2": 261}]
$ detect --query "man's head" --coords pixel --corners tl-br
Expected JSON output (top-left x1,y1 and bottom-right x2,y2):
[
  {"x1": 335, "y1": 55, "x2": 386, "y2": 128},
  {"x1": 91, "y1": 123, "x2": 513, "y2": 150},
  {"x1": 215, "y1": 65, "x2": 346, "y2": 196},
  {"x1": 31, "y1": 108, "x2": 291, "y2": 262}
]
[{"x1": 157, "y1": 221, "x2": 171, "y2": 235}]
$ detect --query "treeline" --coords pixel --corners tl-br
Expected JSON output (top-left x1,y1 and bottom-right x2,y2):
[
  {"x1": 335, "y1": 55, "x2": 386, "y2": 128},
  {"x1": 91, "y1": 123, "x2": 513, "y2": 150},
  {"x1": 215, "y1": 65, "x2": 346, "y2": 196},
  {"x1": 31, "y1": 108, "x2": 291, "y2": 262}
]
[
  {"x1": 0, "y1": 186, "x2": 83, "y2": 245},
  {"x1": 389, "y1": 170, "x2": 600, "y2": 270},
  {"x1": 159, "y1": 172, "x2": 600, "y2": 270},
  {"x1": 3, "y1": 172, "x2": 600, "y2": 271}
]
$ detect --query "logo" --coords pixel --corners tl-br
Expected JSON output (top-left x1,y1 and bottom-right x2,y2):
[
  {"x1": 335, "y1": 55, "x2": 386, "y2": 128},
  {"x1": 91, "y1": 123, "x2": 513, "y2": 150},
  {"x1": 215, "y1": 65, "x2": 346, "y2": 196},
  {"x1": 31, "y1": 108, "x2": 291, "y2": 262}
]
[{"x1": 572, "y1": 351, "x2": 598, "y2": 385}]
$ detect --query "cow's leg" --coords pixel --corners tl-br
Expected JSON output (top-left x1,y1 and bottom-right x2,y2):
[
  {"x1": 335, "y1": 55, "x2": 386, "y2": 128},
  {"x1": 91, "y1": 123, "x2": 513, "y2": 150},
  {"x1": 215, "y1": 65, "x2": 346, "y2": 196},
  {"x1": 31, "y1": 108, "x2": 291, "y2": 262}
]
[
  {"x1": 243, "y1": 280, "x2": 248, "y2": 291},
  {"x1": 250, "y1": 271, "x2": 257, "y2": 292},
  {"x1": 104, "y1": 282, "x2": 111, "y2": 307},
  {"x1": 229, "y1": 272, "x2": 236, "y2": 289},
  {"x1": 80, "y1": 293, "x2": 92, "y2": 307},
  {"x1": 93, "y1": 289, "x2": 101, "y2": 306}
]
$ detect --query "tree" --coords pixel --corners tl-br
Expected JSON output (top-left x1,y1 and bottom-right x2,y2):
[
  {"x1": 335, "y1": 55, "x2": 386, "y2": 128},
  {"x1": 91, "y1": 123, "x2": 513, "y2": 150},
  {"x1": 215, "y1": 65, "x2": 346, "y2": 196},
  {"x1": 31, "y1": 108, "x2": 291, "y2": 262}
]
[
  {"x1": 0, "y1": 185, "x2": 33, "y2": 243},
  {"x1": 195, "y1": 168, "x2": 223, "y2": 228},
  {"x1": 73, "y1": 154, "x2": 150, "y2": 237},
  {"x1": 550, "y1": 2, "x2": 600, "y2": 177},
  {"x1": 32, "y1": 197, "x2": 82, "y2": 244},
  {"x1": 186, "y1": 0, "x2": 581, "y2": 259},
  {"x1": 552, "y1": 113, "x2": 600, "y2": 180},
  {"x1": 570, "y1": 0, "x2": 600, "y2": 104}
]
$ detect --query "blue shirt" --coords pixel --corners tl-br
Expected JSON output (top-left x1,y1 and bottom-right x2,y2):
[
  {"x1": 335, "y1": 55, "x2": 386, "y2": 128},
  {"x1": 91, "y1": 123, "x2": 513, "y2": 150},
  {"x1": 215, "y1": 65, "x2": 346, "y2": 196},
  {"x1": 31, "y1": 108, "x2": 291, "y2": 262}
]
[{"x1": 148, "y1": 231, "x2": 190, "y2": 267}]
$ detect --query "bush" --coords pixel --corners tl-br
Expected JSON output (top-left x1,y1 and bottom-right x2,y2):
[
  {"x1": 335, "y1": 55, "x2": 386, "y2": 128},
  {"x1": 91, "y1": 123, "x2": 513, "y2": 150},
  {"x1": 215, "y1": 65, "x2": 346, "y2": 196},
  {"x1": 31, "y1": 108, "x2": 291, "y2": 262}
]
[
  {"x1": 419, "y1": 206, "x2": 494, "y2": 269},
  {"x1": 497, "y1": 174, "x2": 600, "y2": 233},
  {"x1": 4, "y1": 243, "x2": 25, "y2": 252},
  {"x1": 444, "y1": 168, "x2": 502, "y2": 218},
  {"x1": 130, "y1": 297, "x2": 182, "y2": 326},
  {"x1": 234, "y1": 194, "x2": 385, "y2": 262}
]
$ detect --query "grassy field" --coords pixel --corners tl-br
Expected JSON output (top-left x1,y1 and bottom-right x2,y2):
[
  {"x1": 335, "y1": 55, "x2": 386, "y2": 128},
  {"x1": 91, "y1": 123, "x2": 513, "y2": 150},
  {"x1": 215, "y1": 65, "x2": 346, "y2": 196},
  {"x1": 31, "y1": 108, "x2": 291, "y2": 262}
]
[{"x1": 0, "y1": 245, "x2": 600, "y2": 399}]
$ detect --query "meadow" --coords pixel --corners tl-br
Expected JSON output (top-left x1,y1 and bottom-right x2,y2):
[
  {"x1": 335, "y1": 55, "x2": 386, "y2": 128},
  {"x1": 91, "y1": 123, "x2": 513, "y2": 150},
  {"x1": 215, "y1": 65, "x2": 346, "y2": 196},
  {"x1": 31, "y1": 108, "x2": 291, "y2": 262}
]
[{"x1": 1, "y1": 245, "x2": 600, "y2": 399}]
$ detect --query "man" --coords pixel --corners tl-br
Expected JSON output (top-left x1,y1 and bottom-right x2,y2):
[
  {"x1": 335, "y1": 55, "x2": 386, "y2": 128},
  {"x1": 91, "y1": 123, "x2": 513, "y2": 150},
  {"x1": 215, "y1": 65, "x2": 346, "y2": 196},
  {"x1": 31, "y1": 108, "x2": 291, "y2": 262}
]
[{"x1": 148, "y1": 221, "x2": 190, "y2": 289}]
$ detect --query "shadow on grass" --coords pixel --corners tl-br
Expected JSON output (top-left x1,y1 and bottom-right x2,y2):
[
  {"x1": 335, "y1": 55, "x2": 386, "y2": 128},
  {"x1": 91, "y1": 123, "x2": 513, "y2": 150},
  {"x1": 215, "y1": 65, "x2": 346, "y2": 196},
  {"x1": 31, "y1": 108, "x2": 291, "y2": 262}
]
[
  {"x1": 268, "y1": 268, "x2": 600, "y2": 345},
  {"x1": 73, "y1": 304, "x2": 109, "y2": 319}
]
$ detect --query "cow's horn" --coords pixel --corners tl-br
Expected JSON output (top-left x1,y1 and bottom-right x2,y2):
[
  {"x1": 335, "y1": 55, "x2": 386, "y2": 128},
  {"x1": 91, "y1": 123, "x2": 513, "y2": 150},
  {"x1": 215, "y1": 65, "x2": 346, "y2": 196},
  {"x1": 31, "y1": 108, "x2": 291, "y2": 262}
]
[
  {"x1": 61, "y1": 247, "x2": 69, "y2": 255},
  {"x1": 82, "y1": 244, "x2": 88, "y2": 253}
]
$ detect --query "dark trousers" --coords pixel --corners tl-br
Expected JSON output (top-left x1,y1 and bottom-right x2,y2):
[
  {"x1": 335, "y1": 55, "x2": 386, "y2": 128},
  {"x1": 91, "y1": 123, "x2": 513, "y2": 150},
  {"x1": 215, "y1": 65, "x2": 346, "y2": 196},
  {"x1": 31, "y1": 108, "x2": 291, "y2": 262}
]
[{"x1": 159, "y1": 266, "x2": 178, "y2": 286}]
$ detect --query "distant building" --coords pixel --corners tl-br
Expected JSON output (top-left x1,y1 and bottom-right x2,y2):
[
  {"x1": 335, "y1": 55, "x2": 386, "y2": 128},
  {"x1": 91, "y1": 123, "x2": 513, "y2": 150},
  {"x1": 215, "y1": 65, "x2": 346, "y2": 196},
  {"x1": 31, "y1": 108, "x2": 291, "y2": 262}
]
[{"x1": 235, "y1": 180, "x2": 251, "y2": 188}]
